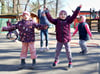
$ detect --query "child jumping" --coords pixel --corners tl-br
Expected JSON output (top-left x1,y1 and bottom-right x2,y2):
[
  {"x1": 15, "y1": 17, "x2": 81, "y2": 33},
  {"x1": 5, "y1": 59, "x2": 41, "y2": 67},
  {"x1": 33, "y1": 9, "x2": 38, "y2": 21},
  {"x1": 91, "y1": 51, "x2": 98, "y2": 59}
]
[
  {"x1": 72, "y1": 16, "x2": 92, "y2": 55},
  {"x1": 45, "y1": 5, "x2": 81, "y2": 68},
  {"x1": 2, "y1": 11, "x2": 48, "y2": 69},
  {"x1": 38, "y1": 5, "x2": 50, "y2": 52}
]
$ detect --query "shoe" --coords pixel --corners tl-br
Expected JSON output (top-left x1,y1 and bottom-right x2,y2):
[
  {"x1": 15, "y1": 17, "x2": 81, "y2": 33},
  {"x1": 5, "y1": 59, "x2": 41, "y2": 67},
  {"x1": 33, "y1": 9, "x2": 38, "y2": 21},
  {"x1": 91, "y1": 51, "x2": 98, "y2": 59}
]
[
  {"x1": 44, "y1": 47, "x2": 49, "y2": 51},
  {"x1": 39, "y1": 47, "x2": 45, "y2": 52},
  {"x1": 32, "y1": 59, "x2": 36, "y2": 64},
  {"x1": 80, "y1": 50, "x2": 87, "y2": 55},
  {"x1": 18, "y1": 63, "x2": 25, "y2": 69},
  {"x1": 30, "y1": 59, "x2": 36, "y2": 69},
  {"x1": 68, "y1": 63, "x2": 72, "y2": 68},
  {"x1": 18, "y1": 59, "x2": 26, "y2": 69},
  {"x1": 52, "y1": 60, "x2": 59, "y2": 67}
]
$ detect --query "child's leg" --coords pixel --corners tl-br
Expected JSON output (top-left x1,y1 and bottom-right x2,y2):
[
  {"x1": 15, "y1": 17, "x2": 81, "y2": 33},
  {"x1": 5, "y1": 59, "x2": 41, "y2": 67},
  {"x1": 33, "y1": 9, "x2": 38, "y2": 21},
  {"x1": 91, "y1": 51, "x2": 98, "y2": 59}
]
[
  {"x1": 64, "y1": 42, "x2": 72, "y2": 63},
  {"x1": 79, "y1": 40, "x2": 87, "y2": 52},
  {"x1": 64, "y1": 42, "x2": 72, "y2": 68},
  {"x1": 52, "y1": 42, "x2": 63, "y2": 67},
  {"x1": 19, "y1": 42, "x2": 28, "y2": 68},
  {"x1": 44, "y1": 30, "x2": 48, "y2": 47},
  {"x1": 55, "y1": 42, "x2": 63, "y2": 61},
  {"x1": 20, "y1": 42, "x2": 28, "y2": 59},
  {"x1": 40, "y1": 30, "x2": 44, "y2": 48},
  {"x1": 28, "y1": 42, "x2": 37, "y2": 60}
]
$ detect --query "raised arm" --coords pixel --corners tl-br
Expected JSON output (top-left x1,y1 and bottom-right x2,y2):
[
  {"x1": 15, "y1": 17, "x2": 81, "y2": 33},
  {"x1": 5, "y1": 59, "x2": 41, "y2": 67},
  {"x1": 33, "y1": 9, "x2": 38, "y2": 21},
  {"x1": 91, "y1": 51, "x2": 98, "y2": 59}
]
[
  {"x1": 38, "y1": 9, "x2": 41, "y2": 18},
  {"x1": 45, "y1": 9, "x2": 57, "y2": 25},
  {"x1": 68, "y1": 5, "x2": 81, "y2": 24}
]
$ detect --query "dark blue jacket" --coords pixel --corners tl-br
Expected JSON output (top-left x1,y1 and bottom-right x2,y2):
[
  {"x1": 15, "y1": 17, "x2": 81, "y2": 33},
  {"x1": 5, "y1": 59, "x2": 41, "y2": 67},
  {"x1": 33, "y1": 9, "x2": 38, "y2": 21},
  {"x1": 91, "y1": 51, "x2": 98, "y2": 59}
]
[{"x1": 78, "y1": 22, "x2": 89, "y2": 41}]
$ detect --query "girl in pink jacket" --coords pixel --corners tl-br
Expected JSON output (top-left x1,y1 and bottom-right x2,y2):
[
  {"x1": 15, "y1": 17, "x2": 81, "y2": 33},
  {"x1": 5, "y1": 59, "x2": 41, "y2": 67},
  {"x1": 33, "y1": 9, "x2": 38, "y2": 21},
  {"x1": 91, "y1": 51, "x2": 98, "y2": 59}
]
[{"x1": 2, "y1": 11, "x2": 48, "y2": 69}]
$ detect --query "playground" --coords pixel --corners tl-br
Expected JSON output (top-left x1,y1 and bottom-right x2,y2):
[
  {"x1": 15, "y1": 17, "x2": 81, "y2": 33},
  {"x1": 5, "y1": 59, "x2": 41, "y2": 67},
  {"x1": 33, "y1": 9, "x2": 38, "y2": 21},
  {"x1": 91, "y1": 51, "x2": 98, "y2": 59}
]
[
  {"x1": 0, "y1": 31, "x2": 100, "y2": 74},
  {"x1": 0, "y1": 0, "x2": 100, "y2": 74}
]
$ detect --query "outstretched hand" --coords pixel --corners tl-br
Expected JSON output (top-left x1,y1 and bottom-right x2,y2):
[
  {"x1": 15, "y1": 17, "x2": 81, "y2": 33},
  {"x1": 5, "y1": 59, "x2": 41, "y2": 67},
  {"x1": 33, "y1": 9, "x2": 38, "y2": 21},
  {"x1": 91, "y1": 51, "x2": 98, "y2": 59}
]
[
  {"x1": 79, "y1": 4, "x2": 82, "y2": 8},
  {"x1": 44, "y1": 25, "x2": 48, "y2": 29},
  {"x1": 1, "y1": 30, "x2": 3, "y2": 32},
  {"x1": 43, "y1": 4, "x2": 47, "y2": 10},
  {"x1": 72, "y1": 34, "x2": 74, "y2": 37},
  {"x1": 38, "y1": 4, "x2": 41, "y2": 9},
  {"x1": 90, "y1": 37, "x2": 93, "y2": 40}
]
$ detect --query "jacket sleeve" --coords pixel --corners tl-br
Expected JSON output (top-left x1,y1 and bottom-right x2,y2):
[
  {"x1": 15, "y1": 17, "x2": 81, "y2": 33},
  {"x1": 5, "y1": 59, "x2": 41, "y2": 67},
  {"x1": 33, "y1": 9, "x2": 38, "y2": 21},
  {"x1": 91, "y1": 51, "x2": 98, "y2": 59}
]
[
  {"x1": 68, "y1": 6, "x2": 81, "y2": 24},
  {"x1": 45, "y1": 10, "x2": 57, "y2": 25},
  {"x1": 38, "y1": 9, "x2": 41, "y2": 18},
  {"x1": 85, "y1": 24, "x2": 92, "y2": 37},
  {"x1": 2, "y1": 25, "x2": 17, "y2": 31},
  {"x1": 32, "y1": 21, "x2": 48, "y2": 30},
  {"x1": 2, "y1": 23, "x2": 18, "y2": 31}
]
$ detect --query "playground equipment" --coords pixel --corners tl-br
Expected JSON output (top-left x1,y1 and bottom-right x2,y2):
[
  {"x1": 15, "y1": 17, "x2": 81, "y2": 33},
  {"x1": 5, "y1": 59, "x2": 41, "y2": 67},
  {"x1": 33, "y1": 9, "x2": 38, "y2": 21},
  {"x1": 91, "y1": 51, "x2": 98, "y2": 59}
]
[{"x1": 74, "y1": 8, "x2": 100, "y2": 32}]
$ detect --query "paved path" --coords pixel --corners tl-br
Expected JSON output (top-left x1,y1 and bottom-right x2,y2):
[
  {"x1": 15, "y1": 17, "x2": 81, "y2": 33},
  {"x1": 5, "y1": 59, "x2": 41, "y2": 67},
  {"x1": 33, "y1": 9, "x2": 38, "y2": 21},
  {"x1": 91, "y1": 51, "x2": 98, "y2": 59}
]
[{"x1": 0, "y1": 32, "x2": 100, "y2": 74}]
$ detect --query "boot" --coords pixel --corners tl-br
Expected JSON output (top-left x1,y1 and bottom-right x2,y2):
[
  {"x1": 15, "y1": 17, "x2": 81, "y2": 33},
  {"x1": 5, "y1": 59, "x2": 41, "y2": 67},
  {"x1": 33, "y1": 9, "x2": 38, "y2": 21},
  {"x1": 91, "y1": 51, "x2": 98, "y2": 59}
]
[
  {"x1": 52, "y1": 60, "x2": 59, "y2": 67},
  {"x1": 19, "y1": 59, "x2": 26, "y2": 69},
  {"x1": 31, "y1": 59, "x2": 36, "y2": 69},
  {"x1": 68, "y1": 62, "x2": 72, "y2": 68}
]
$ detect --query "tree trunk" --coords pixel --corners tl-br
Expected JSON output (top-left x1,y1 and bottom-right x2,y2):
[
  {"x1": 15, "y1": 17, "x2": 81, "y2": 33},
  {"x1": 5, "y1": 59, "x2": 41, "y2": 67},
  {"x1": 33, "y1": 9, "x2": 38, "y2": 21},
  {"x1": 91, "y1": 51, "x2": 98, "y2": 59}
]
[
  {"x1": 44, "y1": 0, "x2": 46, "y2": 8},
  {"x1": 1, "y1": 0, "x2": 7, "y2": 14},
  {"x1": 17, "y1": 0, "x2": 19, "y2": 14},
  {"x1": 24, "y1": 0, "x2": 30, "y2": 11},
  {"x1": 56, "y1": 0, "x2": 58, "y2": 17}
]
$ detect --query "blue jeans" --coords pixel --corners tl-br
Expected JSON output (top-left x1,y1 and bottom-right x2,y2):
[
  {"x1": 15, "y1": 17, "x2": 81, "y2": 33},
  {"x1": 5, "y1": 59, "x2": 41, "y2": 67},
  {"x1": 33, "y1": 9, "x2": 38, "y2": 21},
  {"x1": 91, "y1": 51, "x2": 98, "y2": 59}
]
[{"x1": 40, "y1": 30, "x2": 48, "y2": 47}]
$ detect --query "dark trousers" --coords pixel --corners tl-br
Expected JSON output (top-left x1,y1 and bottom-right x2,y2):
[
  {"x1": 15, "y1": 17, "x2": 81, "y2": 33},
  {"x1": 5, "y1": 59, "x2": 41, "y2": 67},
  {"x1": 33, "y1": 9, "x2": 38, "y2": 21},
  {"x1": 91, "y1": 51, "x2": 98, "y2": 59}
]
[{"x1": 40, "y1": 30, "x2": 48, "y2": 47}]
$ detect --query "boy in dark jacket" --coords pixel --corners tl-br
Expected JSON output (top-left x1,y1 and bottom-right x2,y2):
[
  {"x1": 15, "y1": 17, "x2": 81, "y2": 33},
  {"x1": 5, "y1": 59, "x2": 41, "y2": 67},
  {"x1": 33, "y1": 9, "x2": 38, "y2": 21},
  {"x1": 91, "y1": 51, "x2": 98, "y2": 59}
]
[{"x1": 72, "y1": 16, "x2": 92, "y2": 55}]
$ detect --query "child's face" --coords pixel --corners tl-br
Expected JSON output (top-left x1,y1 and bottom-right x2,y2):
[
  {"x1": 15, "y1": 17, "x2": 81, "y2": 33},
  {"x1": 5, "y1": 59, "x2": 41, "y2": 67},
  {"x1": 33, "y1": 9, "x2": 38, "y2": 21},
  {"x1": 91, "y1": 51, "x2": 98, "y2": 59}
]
[
  {"x1": 23, "y1": 14, "x2": 30, "y2": 20},
  {"x1": 42, "y1": 13, "x2": 46, "y2": 16},
  {"x1": 59, "y1": 12, "x2": 67, "y2": 20},
  {"x1": 77, "y1": 17, "x2": 84, "y2": 22}
]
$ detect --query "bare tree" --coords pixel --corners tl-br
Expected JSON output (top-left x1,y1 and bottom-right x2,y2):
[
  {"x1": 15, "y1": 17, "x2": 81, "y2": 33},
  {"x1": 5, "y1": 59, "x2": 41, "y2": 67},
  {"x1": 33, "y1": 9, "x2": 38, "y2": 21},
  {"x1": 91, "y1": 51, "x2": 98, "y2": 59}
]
[
  {"x1": 44, "y1": 0, "x2": 46, "y2": 8},
  {"x1": 24, "y1": 0, "x2": 30, "y2": 11},
  {"x1": 13, "y1": 0, "x2": 19, "y2": 13},
  {"x1": 56, "y1": 0, "x2": 58, "y2": 17},
  {"x1": 0, "y1": 0, "x2": 8, "y2": 14}
]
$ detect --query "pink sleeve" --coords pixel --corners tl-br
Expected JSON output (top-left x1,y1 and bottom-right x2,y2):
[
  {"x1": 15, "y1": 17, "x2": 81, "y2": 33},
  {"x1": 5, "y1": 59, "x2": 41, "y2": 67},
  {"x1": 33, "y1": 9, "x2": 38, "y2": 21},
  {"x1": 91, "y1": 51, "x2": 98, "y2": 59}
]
[
  {"x1": 72, "y1": 25, "x2": 78, "y2": 36},
  {"x1": 85, "y1": 24, "x2": 92, "y2": 37}
]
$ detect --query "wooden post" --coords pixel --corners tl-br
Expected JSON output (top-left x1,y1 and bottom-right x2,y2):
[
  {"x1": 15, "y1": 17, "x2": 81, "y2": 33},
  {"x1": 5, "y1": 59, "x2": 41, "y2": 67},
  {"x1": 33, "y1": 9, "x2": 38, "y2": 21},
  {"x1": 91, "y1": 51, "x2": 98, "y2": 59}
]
[
  {"x1": 89, "y1": 8, "x2": 92, "y2": 30},
  {"x1": 98, "y1": 10, "x2": 100, "y2": 32}
]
